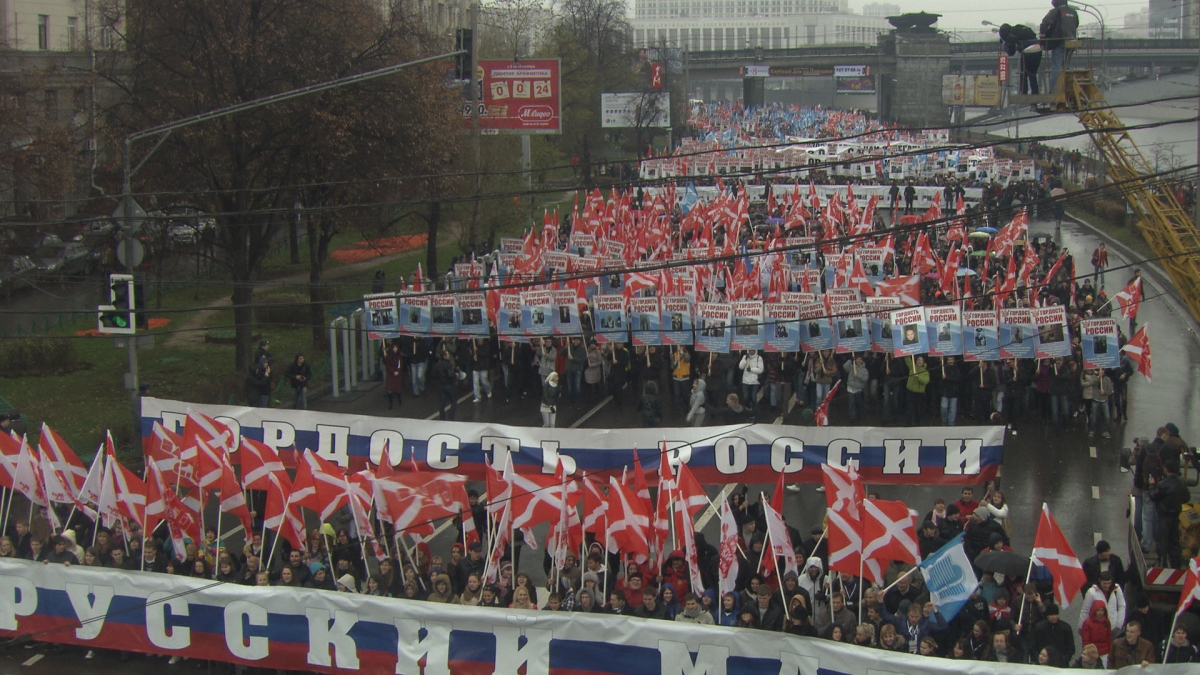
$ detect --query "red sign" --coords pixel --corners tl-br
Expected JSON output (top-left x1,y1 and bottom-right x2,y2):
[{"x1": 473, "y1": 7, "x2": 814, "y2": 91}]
[
  {"x1": 463, "y1": 59, "x2": 561, "y2": 134},
  {"x1": 997, "y1": 54, "x2": 1008, "y2": 82},
  {"x1": 651, "y1": 62, "x2": 664, "y2": 90}
]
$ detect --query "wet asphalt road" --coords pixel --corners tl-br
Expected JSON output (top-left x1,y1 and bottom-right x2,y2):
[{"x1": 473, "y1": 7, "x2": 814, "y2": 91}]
[{"x1": 5, "y1": 214, "x2": 1196, "y2": 673}]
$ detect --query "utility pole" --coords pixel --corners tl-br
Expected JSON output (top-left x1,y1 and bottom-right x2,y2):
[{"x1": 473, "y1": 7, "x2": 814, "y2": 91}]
[{"x1": 469, "y1": 2, "x2": 482, "y2": 249}]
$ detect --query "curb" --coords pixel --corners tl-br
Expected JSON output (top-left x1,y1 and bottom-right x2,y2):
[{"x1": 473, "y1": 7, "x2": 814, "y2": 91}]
[{"x1": 1061, "y1": 211, "x2": 1200, "y2": 344}]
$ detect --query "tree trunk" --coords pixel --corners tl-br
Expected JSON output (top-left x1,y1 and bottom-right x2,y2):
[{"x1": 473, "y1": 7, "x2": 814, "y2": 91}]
[
  {"x1": 289, "y1": 216, "x2": 301, "y2": 264},
  {"x1": 426, "y1": 201, "x2": 441, "y2": 279},
  {"x1": 233, "y1": 283, "x2": 255, "y2": 375},
  {"x1": 307, "y1": 213, "x2": 336, "y2": 346}
]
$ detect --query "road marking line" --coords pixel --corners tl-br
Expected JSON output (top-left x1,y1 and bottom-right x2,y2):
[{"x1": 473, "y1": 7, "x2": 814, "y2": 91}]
[
  {"x1": 1094, "y1": 532, "x2": 1103, "y2": 546},
  {"x1": 424, "y1": 392, "x2": 475, "y2": 420},
  {"x1": 696, "y1": 483, "x2": 738, "y2": 530},
  {"x1": 1089, "y1": 446, "x2": 1097, "y2": 458},
  {"x1": 23, "y1": 654, "x2": 43, "y2": 666},
  {"x1": 570, "y1": 396, "x2": 613, "y2": 428},
  {"x1": 1092, "y1": 485, "x2": 1101, "y2": 499}
]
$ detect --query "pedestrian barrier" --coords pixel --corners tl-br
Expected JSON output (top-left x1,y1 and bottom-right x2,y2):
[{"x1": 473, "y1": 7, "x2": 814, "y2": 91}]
[
  {"x1": 328, "y1": 311, "x2": 378, "y2": 398},
  {"x1": 328, "y1": 316, "x2": 349, "y2": 398}
]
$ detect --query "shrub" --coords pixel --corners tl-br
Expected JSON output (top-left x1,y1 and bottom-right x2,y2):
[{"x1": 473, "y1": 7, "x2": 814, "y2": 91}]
[
  {"x1": 0, "y1": 338, "x2": 80, "y2": 377},
  {"x1": 255, "y1": 293, "x2": 312, "y2": 328}
]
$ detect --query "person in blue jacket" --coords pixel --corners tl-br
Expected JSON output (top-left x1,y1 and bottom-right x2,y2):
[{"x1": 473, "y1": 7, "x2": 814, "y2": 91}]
[{"x1": 878, "y1": 599, "x2": 949, "y2": 655}]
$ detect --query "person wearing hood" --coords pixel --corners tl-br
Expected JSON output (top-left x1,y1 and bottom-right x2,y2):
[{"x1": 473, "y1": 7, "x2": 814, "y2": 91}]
[
  {"x1": 675, "y1": 592, "x2": 714, "y2": 625},
  {"x1": 659, "y1": 583, "x2": 682, "y2": 619},
  {"x1": 634, "y1": 586, "x2": 668, "y2": 619},
  {"x1": 686, "y1": 378, "x2": 708, "y2": 427},
  {"x1": 541, "y1": 372, "x2": 560, "y2": 427},
  {"x1": 780, "y1": 571, "x2": 808, "y2": 611},
  {"x1": 797, "y1": 556, "x2": 825, "y2": 616},
  {"x1": 574, "y1": 587, "x2": 600, "y2": 613},
  {"x1": 1078, "y1": 600, "x2": 1113, "y2": 657},
  {"x1": 336, "y1": 574, "x2": 358, "y2": 593},
  {"x1": 426, "y1": 573, "x2": 458, "y2": 603},
  {"x1": 660, "y1": 549, "x2": 692, "y2": 598},
  {"x1": 1080, "y1": 570, "x2": 1125, "y2": 635}
]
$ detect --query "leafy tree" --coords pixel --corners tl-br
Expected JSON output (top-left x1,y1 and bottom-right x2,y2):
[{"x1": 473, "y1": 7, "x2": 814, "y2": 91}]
[{"x1": 104, "y1": 0, "x2": 460, "y2": 371}]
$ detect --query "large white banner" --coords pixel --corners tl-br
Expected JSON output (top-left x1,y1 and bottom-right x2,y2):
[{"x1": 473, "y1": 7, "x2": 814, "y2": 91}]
[
  {"x1": 141, "y1": 398, "x2": 1004, "y2": 485},
  {"x1": 0, "y1": 561, "x2": 1184, "y2": 675}
]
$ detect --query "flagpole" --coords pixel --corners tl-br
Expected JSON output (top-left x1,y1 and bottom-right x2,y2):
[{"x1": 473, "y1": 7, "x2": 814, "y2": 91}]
[
  {"x1": 0, "y1": 488, "x2": 10, "y2": 537},
  {"x1": 857, "y1": 549, "x2": 864, "y2": 624},
  {"x1": 265, "y1": 490, "x2": 292, "y2": 571},
  {"x1": 878, "y1": 565, "x2": 919, "y2": 594},
  {"x1": 213, "y1": 508, "x2": 223, "y2": 578},
  {"x1": 140, "y1": 526, "x2": 147, "y2": 572},
  {"x1": 1016, "y1": 551, "x2": 1037, "y2": 628},
  {"x1": 92, "y1": 454, "x2": 110, "y2": 548}
]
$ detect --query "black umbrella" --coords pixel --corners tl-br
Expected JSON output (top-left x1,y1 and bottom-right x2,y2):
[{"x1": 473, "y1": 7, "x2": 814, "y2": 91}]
[{"x1": 974, "y1": 550, "x2": 1031, "y2": 578}]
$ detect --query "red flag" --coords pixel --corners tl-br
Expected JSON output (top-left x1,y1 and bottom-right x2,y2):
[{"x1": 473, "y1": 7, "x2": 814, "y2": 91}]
[
  {"x1": 1177, "y1": 557, "x2": 1200, "y2": 616},
  {"x1": 580, "y1": 476, "x2": 609, "y2": 537},
  {"x1": 875, "y1": 275, "x2": 921, "y2": 307},
  {"x1": 214, "y1": 450, "x2": 253, "y2": 535},
  {"x1": 292, "y1": 451, "x2": 349, "y2": 522},
  {"x1": 12, "y1": 435, "x2": 48, "y2": 510},
  {"x1": 503, "y1": 458, "x2": 574, "y2": 533},
  {"x1": 1121, "y1": 324, "x2": 1152, "y2": 381},
  {"x1": 606, "y1": 476, "x2": 651, "y2": 563},
  {"x1": 861, "y1": 499, "x2": 920, "y2": 585},
  {"x1": 97, "y1": 433, "x2": 148, "y2": 530},
  {"x1": 145, "y1": 422, "x2": 197, "y2": 491},
  {"x1": 814, "y1": 380, "x2": 841, "y2": 427},
  {"x1": 1032, "y1": 503, "x2": 1087, "y2": 608},
  {"x1": 821, "y1": 462, "x2": 864, "y2": 577},
  {"x1": 1114, "y1": 277, "x2": 1142, "y2": 320},
  {"x1": 183, "y1": 410, "x2": 237, "y2": 456},
  {"x1": 38, "y1": 423, "x2": 87, "y2": 497},
  {"x1": 144, "y1": 459, "x2": 200, "y2": 548},
  {"x1": 0, "y1": 432, "x2": 19, "y2": 489},
  {"x1": 239, "y1": 436, "x2": 285, "y2": 491},
  {"x1": 263, "y1": 469, "x2": 305, "y2": 551},
  {"x1": 849, "y1": 257, "x2": 873, "y2": 297},
  {"x1": 763, "y1": 500, "x2": 798, "y2": 576}
]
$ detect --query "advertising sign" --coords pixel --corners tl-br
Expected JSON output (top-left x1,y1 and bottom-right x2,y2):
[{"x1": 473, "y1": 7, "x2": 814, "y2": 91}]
[
  {"x1": 465, "y1": 59, "x2": 561, "y2": 134},
  {"x1": 834, "y1": 65, "x2": 873, "y2": 93},
  {"x1": 742, "y1": 64, "x2": 770, "y2": 77},
  {"x1": 601, "y1": 92, "x2": 671, "y2": 129}
]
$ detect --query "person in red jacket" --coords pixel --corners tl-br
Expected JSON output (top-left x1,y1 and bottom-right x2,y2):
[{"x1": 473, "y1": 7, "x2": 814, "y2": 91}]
[
  {"x1": 953, "y1": 487, "x2": 980, "y2": 519},
  {"x1": 660, "y1": 550, "x2": 692, "y2": 599},
  {"x1": 1079, "y1": 600, "x2": 1113, "y2": 657}
]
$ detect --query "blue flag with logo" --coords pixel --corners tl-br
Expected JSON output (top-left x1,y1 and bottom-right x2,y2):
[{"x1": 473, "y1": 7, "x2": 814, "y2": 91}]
[
  {"x1": 681, "y1": 182, "x2": 700, "y2": 216},
  {"x1": 918, "y1": 533, "x2": 979, "y2": 622}
]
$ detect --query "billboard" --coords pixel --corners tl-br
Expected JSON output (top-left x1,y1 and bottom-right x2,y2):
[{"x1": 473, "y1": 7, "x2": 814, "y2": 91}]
[
  {"x1": 464, "y1": 59, "x2": 561, "y2": 134},
  {"x1": 601, "y1": 92, "x2": 671, "y2": 128},
  {"x1": 834, "y1": 65, "x2": 873, "y2": 93},
  {"x1": 941, "y1": 75, "x2": 1001, "y2": 106}
]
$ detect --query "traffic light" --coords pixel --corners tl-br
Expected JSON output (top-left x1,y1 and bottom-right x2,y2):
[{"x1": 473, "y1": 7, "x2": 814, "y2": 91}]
[
  {"x1": 98, "y1": 274, "x2": 136, "y2": 335},
  {"x1": 455, "y1": 28, "x2": 473, "y2": 81}
]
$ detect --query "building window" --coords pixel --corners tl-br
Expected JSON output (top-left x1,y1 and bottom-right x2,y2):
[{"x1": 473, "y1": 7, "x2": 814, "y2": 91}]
[
  {"x1": 67, "y1": 17, "x2": 78, "y2": 50},
  {"x1": 38, "y1": 15, "x2": 49, "y2": 50}
]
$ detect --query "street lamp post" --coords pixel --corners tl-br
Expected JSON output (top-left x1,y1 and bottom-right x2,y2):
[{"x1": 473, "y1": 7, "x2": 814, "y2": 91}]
[{"x1": 117, "y1": 50, "x2": 464, "y2": 433}]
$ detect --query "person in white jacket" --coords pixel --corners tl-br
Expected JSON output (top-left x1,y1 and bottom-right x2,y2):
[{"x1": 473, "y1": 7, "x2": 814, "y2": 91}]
[
  {"x1": 1080, "y1": 571, "x2": 1126, "y2": 635},
  {"x1": 738, "y1": 350, "x2": 764, "y2": 420},
  {"x1": 797, "y1": 556, "x2": 826, "y2": 617}
]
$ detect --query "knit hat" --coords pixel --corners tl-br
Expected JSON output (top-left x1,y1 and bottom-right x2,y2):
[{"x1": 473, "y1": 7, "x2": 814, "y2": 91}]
[
  {"x1": 336, "y1": 574, "x2": 357, "y2": 592},
  {"x1": 973, "y1": 505, "x2": 990, "y2": 520},
  {"x1": 309, "y1": 562, "x2": 325, "y2": 575}
]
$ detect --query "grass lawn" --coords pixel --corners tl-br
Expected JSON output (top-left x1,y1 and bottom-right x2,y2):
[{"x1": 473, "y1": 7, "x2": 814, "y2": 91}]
[{"x1": 1, "y1": 188, "x2": 574, "y2": 455}]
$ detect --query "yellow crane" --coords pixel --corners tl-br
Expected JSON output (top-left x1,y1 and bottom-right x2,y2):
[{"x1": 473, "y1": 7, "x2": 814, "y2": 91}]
[{"x1": 1014, "y1": 42, "x2": 1200, "y2": 323}]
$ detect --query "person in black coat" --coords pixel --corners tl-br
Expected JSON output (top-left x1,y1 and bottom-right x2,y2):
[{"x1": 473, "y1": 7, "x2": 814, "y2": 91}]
[
  {"x1": 1030, "y1": 603, "x2": 1075, "y2": 666},
  {"x1": 998, "y1": 23, "x2": 1041, "y2": 95},
  {"x1": 918, "y1": 520, "x2": 947, "y2": 560},
  {"x1": 1081, "y1": 540, "x2": 1126, "y2": 591},
  {"x1": 750, "y1": 587, "x2": 785, "y2": 631}
]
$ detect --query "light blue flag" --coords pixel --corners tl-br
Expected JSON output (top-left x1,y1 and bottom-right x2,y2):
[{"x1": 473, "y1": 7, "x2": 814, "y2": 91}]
[
  {"x1": 681, "y1": 182, "x2": 699, "y2": 216},
  {"x1": 918, "y1": 532, "x2": 979, "y2": 622}
]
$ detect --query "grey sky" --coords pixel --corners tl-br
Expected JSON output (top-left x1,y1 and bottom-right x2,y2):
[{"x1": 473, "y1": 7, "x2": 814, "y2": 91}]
[{"x1": 867, "y1": 0, "x2": 1141, "y2": 34}]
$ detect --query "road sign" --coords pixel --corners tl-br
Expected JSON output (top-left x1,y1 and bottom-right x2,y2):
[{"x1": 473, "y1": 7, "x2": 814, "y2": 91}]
[
  {"x1": 112, "y1": 197, "x2": 146, "y2": 231},
  {"x1": 115, "y1": 238, "x2": 144, "y2": 268},
  {"x1": 462, "y1": 59, "x2": 561, "y2": 134}
]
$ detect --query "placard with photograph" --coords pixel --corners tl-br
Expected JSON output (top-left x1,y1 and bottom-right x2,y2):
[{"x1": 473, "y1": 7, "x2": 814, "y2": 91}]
[
  {"x1": 1033, "y1": 306, "x2": 1072, "y2": 358},
  {"x1": 456, "y1": 293, "x2": 488, "y2": 337},
  {"x1": 631, "y1": 297, "x2": 662, "y2": 346},
  {"x1": 661, "y1": 296, "x2": 694, "y2": 346},
  {"x1": 962, "y1": 310, "x2": 999, "y2": 361},
  {"x1": 363, "y1": 292, "x2": 399, "y2": 340},
  {"x1": 695, "y1": 302, "x2": 733, "y2": 353},
  {"x1": 799, "y1": 302, "x2": 834, "y2": 352},
  {"x1": 890, "y1": 306, "x2": 929, "y2": 357},
  {"x1": 867, "y1": 296, "x2": 899, "y2": 353},
  {"x1": 520, "y1": 290, "x2": 555, "y2": 337},
  {"x1": 592, "y1": 294, "x2": 627, "y2": 344},
  {"x1": 429, "y1": 294, "x2": 458, "y2": 335},
  {"x1": 398, "y1": 294, "x2": 430, "y2": 335},
  {"x1": 925, "y1": 305, "x2": 963, "y2": 357},
  {"x1": 1080, "y1": 318, "x2": 1120, "y2": 369},
  {"x1": 998, "y1": 308, "x2": 1036, "y2": 359},
  {"x1": 730, "y1": 301, "x2": 765, "y2": 351},
  {"x1": 833, "y1": 302, "x2": 871, "y2": 353},
  {"x1": 764, "y1": 303, "x2": 801, "y2": 352}
]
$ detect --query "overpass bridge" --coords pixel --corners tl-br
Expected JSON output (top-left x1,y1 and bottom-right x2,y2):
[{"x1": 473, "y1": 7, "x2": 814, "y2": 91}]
[{"x1": 682, "y1": 35, "x2": 1199, "y2": 125}]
